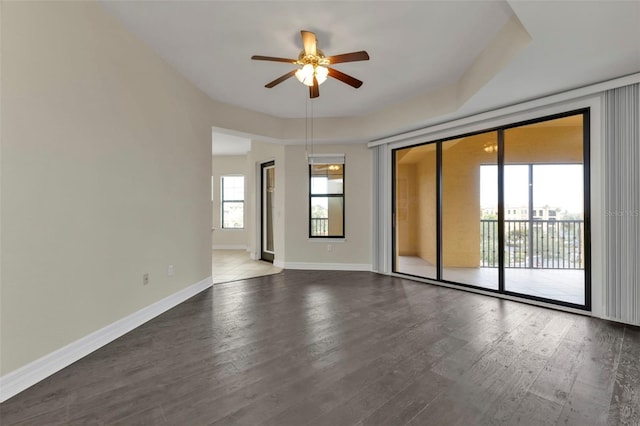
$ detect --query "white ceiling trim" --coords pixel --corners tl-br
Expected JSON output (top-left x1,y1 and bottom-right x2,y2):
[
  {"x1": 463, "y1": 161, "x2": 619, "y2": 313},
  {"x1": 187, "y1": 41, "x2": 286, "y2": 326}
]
[{"x1": 368, "y1": 72, "x2": 640, "y2": 148}]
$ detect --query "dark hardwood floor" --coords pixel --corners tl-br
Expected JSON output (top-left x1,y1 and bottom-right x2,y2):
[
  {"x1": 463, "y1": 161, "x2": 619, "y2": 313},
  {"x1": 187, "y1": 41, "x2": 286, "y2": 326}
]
[{"x1": 1, "y1": 270, "x2": 639, "y2": 425}]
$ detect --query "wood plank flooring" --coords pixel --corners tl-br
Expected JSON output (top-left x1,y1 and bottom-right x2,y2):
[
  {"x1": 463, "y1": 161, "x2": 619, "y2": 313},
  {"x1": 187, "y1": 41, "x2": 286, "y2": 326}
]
[{"x1": 1, "y1": 270, "x2": 639, "y2": 425}]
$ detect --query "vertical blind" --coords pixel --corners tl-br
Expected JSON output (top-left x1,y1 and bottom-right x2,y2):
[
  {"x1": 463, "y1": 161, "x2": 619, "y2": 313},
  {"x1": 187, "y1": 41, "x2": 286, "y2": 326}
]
[{"x1": 604, "y1": 83, "x2": 639, "y2": 325}]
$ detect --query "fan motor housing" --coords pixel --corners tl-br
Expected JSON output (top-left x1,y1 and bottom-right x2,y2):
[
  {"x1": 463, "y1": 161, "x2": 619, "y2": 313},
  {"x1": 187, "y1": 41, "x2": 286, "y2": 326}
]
[{"x1": 297, "y1": 49, "x2": 329, "y2": 67}]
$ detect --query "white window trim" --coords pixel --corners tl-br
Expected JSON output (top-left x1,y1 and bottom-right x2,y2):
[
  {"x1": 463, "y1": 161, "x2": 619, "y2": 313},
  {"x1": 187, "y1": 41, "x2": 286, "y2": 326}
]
[{"x1": 220, "y1": 174, "x2": 245, "y2": 230}]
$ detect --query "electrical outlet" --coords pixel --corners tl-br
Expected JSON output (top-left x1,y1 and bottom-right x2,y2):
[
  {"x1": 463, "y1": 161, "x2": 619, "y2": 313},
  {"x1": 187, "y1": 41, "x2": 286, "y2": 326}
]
[
  {"x1": 327, "y1": 244, "x2": 333, "y2": 252},
  {"x1": 168, "y1": 264, "x2": 174, "y2": 277},
  {"x1": 143, "y1": 273, "x2": 149, "y2": 285}
]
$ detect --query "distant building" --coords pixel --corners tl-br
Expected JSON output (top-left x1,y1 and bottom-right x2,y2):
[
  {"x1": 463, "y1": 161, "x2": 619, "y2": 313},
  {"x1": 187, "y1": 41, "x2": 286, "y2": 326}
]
[{"x1": 481, "y1": 206, "x2": 561, "y2": 220}]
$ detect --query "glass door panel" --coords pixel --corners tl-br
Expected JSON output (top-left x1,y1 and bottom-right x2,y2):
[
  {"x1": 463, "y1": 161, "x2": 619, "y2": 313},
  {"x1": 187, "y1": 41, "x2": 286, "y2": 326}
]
[
  {"x1": 442, "y1": 132, "x2": 498, "y2": 289},
  {"x1": 503, "y1": 114, "x2": 585, "y2": 305},
  {"x1": 394, "y1": 144, "x2": 437, "y2": 279},
  {"x1": 503, "y1": 165, "x2": 530, "y2": 268}
]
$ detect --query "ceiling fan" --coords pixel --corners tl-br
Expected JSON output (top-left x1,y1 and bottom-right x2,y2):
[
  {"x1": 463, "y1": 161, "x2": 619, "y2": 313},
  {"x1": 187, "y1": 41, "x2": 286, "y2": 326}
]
[{"x1": 251, "y1": 30, "x2": 369, "y2": 99}]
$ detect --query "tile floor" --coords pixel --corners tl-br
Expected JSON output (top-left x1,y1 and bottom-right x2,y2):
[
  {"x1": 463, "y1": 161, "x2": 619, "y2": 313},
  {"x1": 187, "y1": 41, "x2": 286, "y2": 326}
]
[
  {"x1": 397, "y1": 255, "x2": 585, "y2": 305},
  {"x1": 212, "y1": 249, "x2": 282, "y2": 284}
]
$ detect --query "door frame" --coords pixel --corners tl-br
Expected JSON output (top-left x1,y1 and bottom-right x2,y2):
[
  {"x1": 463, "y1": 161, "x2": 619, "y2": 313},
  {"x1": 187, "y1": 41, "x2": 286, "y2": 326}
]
[{"x1": 390, "y1": 108, "x2": 591, "y2": 311}]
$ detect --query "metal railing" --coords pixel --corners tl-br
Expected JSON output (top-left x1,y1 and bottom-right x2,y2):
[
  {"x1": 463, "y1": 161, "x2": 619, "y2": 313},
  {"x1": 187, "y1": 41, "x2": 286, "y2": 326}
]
[
  {"x1": 311, "y1": 218, "x2": 329, "y2": 236},
  {"x1": 481, "y1": 219, "x2": 584, "y2": 269}
]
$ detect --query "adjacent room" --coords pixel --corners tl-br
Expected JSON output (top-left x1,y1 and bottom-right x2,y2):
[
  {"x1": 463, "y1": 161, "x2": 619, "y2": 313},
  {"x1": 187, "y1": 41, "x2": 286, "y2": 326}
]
[{"x1": 1, "y1": 1, "x2": 639, "y2": 425}]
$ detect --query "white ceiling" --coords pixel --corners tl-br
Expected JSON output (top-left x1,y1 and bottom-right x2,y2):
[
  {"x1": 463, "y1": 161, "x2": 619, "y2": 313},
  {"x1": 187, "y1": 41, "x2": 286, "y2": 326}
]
[
  {"x1": 100, "y1": 0, "x2": 640, "y2": 153},
  {"x1": 98, "y1": 1, "x2": 513, "y2": 119},
  {"x1": 457, "y1": 1, "x2": 640, "y2": 117}
]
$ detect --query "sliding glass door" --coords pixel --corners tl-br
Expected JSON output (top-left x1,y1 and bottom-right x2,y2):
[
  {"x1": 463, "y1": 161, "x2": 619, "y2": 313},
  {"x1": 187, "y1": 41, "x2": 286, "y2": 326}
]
[
  {"x1": 393, "y1": 110, "x2": 590, "y2": 309},
  {"x1": 503, "y1": 115, "x2": 587, "y2": 305}
]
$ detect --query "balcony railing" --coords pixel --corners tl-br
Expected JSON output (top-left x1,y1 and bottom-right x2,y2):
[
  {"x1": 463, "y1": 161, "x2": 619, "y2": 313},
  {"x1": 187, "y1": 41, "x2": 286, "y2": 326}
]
[
  {"x1": 481, "y1": 219, "x2": 584, "y2": 269},
  {"x1": 311, "y1": 218, "x2": 329, "y2": 236}
]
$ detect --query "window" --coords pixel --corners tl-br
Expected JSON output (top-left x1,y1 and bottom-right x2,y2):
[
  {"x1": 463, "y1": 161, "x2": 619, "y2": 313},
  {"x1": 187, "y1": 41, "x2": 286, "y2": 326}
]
[
  {"x1": 221, "y1": 176, "x2": 244, "y2": 229},
  {"x1": 309, "y1": 155, "x2": 345, "y2": 237}
]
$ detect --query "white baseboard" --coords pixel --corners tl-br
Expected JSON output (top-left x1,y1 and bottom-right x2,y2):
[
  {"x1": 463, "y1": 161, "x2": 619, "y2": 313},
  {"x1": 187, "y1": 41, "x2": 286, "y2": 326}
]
[
  {"x1": 212, "y1": 245, "x2": 247, "y2": 250},
  {"x1": 283, "y1": 262, "x2": 372, "y2": 271},
  {"x1": 0, "y1": 276, "x2": 213, "y2": 403},
  {"x1": 593, "y1": 313, "x2": 640, "y2": 327}
]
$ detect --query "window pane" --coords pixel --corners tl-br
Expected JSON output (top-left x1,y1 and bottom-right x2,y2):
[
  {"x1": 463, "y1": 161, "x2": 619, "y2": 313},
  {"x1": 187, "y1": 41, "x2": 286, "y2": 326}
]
[
  {"x1": 222, "y1": 176, "x2": 244, "y2": 201},
  {"x1": 311, "y1": 165, "x2": 343, "y2": 194},
  {"x1": 394, "y1": 143, "x2": 437, "y2": 279},
  {"x1": 311, "y1": 196, "x2": 343, "y2": 236},
  {"x1": 223, "y1": 202, "x2": 244, "y2": 228}
]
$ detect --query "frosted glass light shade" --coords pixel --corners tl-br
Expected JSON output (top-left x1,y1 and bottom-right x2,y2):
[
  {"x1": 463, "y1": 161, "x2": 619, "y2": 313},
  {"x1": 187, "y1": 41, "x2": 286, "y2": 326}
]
[
  {"x1": 315, "y1": 66, "x2": 328, "y2": 85},
  {"x1": 295, "y1": 64, "x2": 329, "y2": 87},
  {"x1": 295, "y1": 64, "x2": 315, "y2": 86}
]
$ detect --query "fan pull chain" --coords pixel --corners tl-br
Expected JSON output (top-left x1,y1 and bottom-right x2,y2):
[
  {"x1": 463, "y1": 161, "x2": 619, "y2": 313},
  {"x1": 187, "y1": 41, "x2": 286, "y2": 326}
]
[
  {"x1": 305, "y1": 95, "x2": 309, "y2": 158},
  {"x1": 310, "y1": 99, "x2": 314, "y2": 157},
  {"x1": 305, "y1": 95, "x2": 315, "y2": 158}
]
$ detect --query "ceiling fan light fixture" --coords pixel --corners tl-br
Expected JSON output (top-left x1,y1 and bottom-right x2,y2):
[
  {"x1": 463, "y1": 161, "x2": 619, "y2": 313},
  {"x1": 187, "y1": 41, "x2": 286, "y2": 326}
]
[
  {"x1": 252, "y1": 30, "x2": 369, "y2": 98},
  {"x1": 295, "y1": 64, "x2": 315, "y2": 86},
  {"x1": 295, "y1": 64, "x2": 329, "y2": 87}
]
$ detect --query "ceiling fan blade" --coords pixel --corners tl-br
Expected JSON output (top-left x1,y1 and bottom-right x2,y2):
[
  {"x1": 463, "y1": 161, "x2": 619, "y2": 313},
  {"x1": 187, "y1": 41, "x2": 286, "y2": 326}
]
[
  {"x1": 251, "y1": 55, "x2": 297, "y2": 63},
  {"x1": 310, "y1": 77, "x2": 319, "y2": 98},
  {"x1": 328, "y1": 67, "x2": 363, "y2": 88},
  {"x1": 265, "y1": 70, "x2": 297, "y2": 88},
  {"x1": 326, "y1": 51, "x2": 370, "y2": 64},
  {"x1": 301, "y1": 30, "x2": 317, "y2": 56}
]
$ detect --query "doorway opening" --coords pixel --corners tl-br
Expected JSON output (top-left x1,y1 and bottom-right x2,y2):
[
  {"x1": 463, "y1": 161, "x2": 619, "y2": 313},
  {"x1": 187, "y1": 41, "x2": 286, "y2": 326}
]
[{"x1": 261, "y1": 161, "x2": 275, "y2": 263}]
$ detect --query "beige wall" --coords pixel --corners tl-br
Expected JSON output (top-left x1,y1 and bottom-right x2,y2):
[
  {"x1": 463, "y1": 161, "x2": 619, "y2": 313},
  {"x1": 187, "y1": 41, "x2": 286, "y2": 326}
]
[
  {"x1": 504, "y1": 125, "x2": 583, "y2": 163},
  {"x1": 417, "y1": 154, "x2": 438, "y2": 264},
  {"x1": 284, "y1": 144, "x2": 371, "y2": 266},
  {"x1": 211, "y1": 155, "x2": 249, "y2": 248},
  {"x1": 327, "y1": 197, "x2": 344, "y2": 236},
  {"x1": 1, "y1": 1, "x2": 214, "y2": 375},
  {"x1": 396, "y1": 163, "x2": 418, "y2": 255}
]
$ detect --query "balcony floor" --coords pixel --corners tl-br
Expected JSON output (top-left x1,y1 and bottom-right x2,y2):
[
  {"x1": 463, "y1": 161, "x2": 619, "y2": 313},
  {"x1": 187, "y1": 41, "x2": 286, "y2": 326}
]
[{"x1": 397, "y1": 256, "x2": 585, "y2": 305}]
